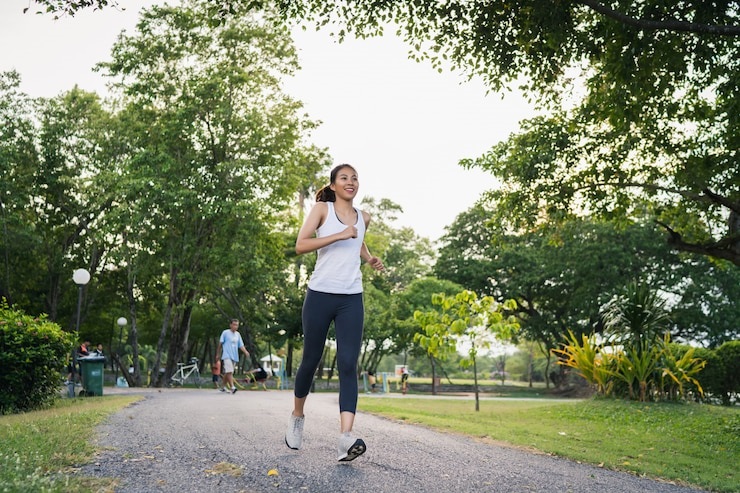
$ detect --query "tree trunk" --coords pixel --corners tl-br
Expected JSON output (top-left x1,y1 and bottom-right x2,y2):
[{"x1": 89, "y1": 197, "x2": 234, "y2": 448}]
[
  {"x1": 528, "y1": 343, "x2": 534, "y2": 388},
  {"x1": 473, "y1": 356, "x2": 480, "y2": 412},
  {"x1": 152, "y1": 277, "x2": 175, "y2": 387},
  {"x1": 167, "y1": 296, "x2": 195, "y2": 373},
  {"x1": 430, "y1": 355, "x2": 437, "y2": 396}
]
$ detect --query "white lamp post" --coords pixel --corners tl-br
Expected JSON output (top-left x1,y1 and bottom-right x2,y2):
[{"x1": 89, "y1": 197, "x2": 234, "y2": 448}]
[{"x1": 72, "y1": 268, "x2": 90, "y2": 334}]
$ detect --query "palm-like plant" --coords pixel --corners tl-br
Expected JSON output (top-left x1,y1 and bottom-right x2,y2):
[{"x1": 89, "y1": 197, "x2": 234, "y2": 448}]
[
  {"x1": 552, "y1": 330, "x2": 615, "y2": 396},
  {"x1": 555, "y1": 282, "x2": 707, "y2": 402},
  {"x1": 660, "y1": 336, "x2": 706, "y2": 401},
  {"x1": 601, "y1": 281, "x2": 671, "y2": 351},
  {"x1": 613, "y1": 341, "x2": 663, "y2": 402}
]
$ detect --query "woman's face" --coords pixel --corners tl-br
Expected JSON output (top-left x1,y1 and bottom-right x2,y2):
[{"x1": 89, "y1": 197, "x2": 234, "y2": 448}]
[{"x1": 330, "y1": 166, "x2": 359, "y2": 200}]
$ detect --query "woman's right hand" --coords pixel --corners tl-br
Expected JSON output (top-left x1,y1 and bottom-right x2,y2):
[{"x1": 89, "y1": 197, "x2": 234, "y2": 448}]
[{"x1": 338, "y1": 225, "x2": 358, "y2": 239}]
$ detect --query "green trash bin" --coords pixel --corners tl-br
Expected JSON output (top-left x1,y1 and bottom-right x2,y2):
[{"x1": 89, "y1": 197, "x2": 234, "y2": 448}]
[{"x1": 79, "y1": 356, "x2": 106, "y2": 396}]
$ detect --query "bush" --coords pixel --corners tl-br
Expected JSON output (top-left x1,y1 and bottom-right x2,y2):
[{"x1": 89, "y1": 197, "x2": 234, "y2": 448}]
[
  {"x1": 688, "y1": 346, "x2": 722, "y2": 403},
  {"x1": 0, "y1": 300, "x2": 75, "y2": 414},
  {"x1": 704, "y1": 341, "x2": 740, "y2": 406}
]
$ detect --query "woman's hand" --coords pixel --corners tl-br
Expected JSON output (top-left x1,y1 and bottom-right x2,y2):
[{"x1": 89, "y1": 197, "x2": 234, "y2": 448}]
[
  {"x1": 339, "y1": 225, "x2": 358, "y2": 240},
  {"x1": 366, "y1": 256, "x2": 384, "y2": 271}
]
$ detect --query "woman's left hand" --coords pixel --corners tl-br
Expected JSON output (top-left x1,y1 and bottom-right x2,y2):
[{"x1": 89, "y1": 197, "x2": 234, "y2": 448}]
[{"x1": 367, "y1": 257, "x2": 385, "y2": 271}]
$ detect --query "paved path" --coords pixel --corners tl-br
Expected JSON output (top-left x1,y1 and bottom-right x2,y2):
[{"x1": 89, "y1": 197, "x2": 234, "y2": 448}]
[{"x1": 81, "y1": 388, "x2": 705, "y2": 493}]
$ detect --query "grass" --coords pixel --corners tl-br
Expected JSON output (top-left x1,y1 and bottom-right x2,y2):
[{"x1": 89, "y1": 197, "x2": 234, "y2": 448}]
[
  {"x1": 0, "y1": 395, "x2": 141, "y2": 493},
  {"x1": 359, "y1": 396, "x2": 739, "y2": 492}
]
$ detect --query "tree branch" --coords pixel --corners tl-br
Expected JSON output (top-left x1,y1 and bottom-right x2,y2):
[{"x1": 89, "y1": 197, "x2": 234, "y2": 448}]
[
  {"x1": 572, "y1": 182, "x2": 739, "y2": 214},
  {"x1": 656, "y1": 220, "x2": 740, "y2": 266},
  {"x1": 577, "y1": 0, "x2": 740, "y2": 36}
]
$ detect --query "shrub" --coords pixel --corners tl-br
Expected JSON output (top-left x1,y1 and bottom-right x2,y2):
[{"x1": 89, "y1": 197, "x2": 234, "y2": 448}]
[
  {"x1": 0, "y1": 300, "x2": 75, "y2": 414},
  {"x1": 658, "y1": 342, "x2": 705, "y2": 401},
  {"x1": 552, "y1": 330, "x2": 617, "y2": 396},
  {"x1": 705, "y1": 341, "x2": 740, "y2": 406}
]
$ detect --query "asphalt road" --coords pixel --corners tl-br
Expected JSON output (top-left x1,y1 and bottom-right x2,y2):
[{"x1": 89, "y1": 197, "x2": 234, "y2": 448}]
[{"x1": 81, "y1": 387, "x2": 705, "y2": 493}]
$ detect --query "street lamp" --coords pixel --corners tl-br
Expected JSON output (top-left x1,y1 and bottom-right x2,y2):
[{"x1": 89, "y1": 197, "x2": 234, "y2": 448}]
[
  {"x1": 72, "y1": 268, "x2": 90, "y2": 334},
  {"x1": 115, "y1": 317, "x2": 127, "y2": 382}
]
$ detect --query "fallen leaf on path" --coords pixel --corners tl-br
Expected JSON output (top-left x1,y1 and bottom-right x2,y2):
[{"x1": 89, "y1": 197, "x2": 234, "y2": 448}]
[{"x1": 205, "y1": 462, "x2": 243, "y2": 477}]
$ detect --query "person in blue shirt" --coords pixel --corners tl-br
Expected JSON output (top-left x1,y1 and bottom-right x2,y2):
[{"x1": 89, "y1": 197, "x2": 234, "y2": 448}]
[{"x1": 216, "y1": 319, "x2": 250, "y2": 394}]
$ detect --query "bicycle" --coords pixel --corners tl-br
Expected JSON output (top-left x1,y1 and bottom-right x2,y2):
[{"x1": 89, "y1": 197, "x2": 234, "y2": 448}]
[{"x1": 170, "y1": 357, "x2": 202, "y2": 387}]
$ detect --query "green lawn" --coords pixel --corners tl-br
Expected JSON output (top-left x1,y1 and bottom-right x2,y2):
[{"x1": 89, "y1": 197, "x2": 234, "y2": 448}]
[
  {"x1": 359, "y1": 396, "x2": 739, "y2": 492},
  {"x1": 0, "y1": 395, "x2": 141, "y2": 493}
]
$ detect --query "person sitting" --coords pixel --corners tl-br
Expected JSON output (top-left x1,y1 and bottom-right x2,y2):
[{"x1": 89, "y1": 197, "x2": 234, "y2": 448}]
[
  {"x1": 243, "y1": 366, "x2": 270, "y2": 390},
  {"x1": 77, "y1": 341, "x2": 90, "y2": 358},
  {"x1": 75, "y1": 341, "x2": 91, "y2": 385}
]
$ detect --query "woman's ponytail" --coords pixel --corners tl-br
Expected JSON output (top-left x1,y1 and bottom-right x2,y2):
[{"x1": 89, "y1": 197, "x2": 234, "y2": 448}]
[{"x1": 315, "y1": 185, "x2": 335, "y2": 202}]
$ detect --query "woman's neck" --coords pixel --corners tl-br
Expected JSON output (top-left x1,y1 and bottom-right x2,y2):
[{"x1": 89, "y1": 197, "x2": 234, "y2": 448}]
[{"x1": 333, "y1": 198, "x2": 354, "y2": 213}]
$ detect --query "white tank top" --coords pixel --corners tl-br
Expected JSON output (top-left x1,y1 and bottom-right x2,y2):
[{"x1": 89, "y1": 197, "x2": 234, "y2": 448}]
[{"x1": 308, "y1": 201, "x2": 365, "y2": 294}]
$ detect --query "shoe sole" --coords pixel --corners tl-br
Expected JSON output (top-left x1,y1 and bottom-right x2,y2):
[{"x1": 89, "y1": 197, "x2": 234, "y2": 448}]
[
  {"x1": 285, "y1": 437, "x2": 300, "y2": 450},
  {"x1": 338, "y1": 438, "x2": 366, "y2": 462}
]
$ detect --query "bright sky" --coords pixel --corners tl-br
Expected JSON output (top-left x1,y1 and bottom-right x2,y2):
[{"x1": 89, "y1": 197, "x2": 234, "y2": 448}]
[{"x1": 1, "y1": 0, "x2": 536, "y2": 242}]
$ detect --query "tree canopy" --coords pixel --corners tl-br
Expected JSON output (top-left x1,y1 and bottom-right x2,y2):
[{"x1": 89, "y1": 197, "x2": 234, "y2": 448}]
[{"x1": 271, "y1": 0, "x2": 739, "y2": 265}]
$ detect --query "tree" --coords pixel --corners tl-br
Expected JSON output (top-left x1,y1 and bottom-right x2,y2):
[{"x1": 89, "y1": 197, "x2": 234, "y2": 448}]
[
  {"x1": 267, "y1": 1, "x2": 739, "y2": 265},
  {"x1": 668, "y1": 259, "x2": 740, "y2": 348},
  {"x1": 389, "y1": 276, "x2": 464, "y2": 390},
  {"x1": 414, "y1": 289, "x2": 518, "y2": 410},
  {"x1": 463, "y1": 106, "x2": 739, "y2": 265},
  {"x1": 95, "y1": 0, "x2": 323, "y2": 385},
  {"x1": 0, "y1": 72, "x2": 39, "y2": 310},
  {"x1": 436, "y1": 203, "x2": 688, "y2": 385},
  {"x1": 24, "y1": 0, "x2": 116, "y2": 17},
  {"x1": 0, "y1": 75, "x2": 111, "y2": 327},
  {"x1": 28, "y1": 3, "x2": 740, "y2": 264}
]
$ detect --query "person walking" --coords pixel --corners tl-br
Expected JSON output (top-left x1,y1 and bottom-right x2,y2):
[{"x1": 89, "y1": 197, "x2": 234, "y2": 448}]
[
  {"x1": 216, "y1": 319, "x2": 250, "y2": 394},
  {"x1": 212, "y1": 359, "x2": 223, "y2": 391},
  {"x1": 284, "y1": 163, "x2": 384, "y2": 462}
]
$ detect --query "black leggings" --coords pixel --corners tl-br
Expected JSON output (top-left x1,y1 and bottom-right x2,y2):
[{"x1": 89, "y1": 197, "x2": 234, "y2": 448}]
[{"x1": 294, "y1": 289, "x2": 364, "y2": 413}]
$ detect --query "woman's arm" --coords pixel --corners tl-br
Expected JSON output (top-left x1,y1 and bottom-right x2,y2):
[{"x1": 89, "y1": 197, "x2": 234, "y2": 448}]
[
  {"x1": 295, "y1": 202, "x2": 359, "y2": 255},
  {"x1": 360, "y1": 211, "x2": 384, "y2": 271}
]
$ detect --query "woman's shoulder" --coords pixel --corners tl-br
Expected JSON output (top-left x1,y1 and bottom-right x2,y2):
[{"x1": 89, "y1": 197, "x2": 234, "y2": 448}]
[
  {"x1": 310, "y1": 201, "x2": 330, "y2": 217},
  {"x1": 360, "y1": 209, "x2": 371, "y2": 227}
]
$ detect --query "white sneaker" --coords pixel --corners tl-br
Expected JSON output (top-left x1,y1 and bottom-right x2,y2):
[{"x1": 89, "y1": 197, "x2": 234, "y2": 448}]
[
  {"x1": 337, "y1": 433, "x2": 366, "y2": 461},
  {"x1": 285, "y1": 414, "x2": 305, "y2": 450}
]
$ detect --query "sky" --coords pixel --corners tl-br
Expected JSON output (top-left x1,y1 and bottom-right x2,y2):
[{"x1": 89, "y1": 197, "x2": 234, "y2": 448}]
[{"x1": 1, "y1": 0, "x2": 536, "y2": 242}]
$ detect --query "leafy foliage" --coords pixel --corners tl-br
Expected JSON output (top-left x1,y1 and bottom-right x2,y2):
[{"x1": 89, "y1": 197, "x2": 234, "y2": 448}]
[
  {"x1": 660, "y1": 341, "x2": 706, "y2": 402},
  {"x1": 273, "y1": 1, "x2": 739, "y2": 265},
  {"x1": 552, "y1": 330, "x2": 615, "y2": 396},
  {"x1": 90, "y1": 0, "x2": 326, "y2": 383},
  {"x1": 601, "y1": 281, "x2": 671, "y2": 349},
  {"x1": 414, "y1": 289, "x2": 518, "y2": 409},
  {"x1": 0, "y1": 300, "x2": 75, "y2": 414},
  {"x1": 554, "y1": 284, "x2": 710, "y2": 402},
  {"x1": 697, "y1": 341, "x2": 740, "y2": 405}
]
